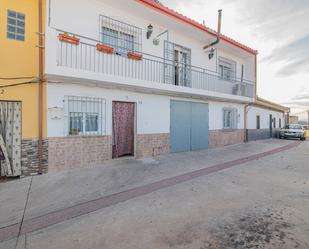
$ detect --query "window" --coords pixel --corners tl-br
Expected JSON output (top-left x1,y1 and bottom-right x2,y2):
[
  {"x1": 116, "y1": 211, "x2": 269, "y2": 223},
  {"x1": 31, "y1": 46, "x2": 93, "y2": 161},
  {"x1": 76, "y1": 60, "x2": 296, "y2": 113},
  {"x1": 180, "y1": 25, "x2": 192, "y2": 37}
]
[
  {"x1": 119, "y1": 32, "x2": 134, "y2": 52},
  {"x1": 7, "y1": 10, "x2": 25, "y2": 41},
  {"x1": 101, "y1": 27, "x2": 134, "y2": 54},
  {"x1": 99, "y1": 15, "x2": 142, "y2": 54},
  {"x1": 102, "y1": 27, "x2": 118, "y2": 49},
  {"x1": 279, "y1": 118, "x2": 282, "y2": 128},
  {"x1": 65, "y1": 96, "x2": 105, "y2": 135},
  {"x1": 273, "y1": 118, "x2": 276, "y2": 128},
  {"x1": 256, "y1": 115, "x2": 260, "y2": 129},
  {"x1": 219, "y1": 57, "x2": 236, "y2": 81},
  {"x1": 223, "y1": 108, "x2": 238, "y2": 129}
]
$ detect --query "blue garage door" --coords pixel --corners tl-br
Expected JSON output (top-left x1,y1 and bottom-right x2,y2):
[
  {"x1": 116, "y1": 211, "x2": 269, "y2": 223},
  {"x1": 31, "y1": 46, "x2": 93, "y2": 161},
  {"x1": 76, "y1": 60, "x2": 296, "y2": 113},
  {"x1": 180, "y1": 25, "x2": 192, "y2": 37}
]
[{"x1": 170, "y1": 100, "x2": 209, "y2": 153}]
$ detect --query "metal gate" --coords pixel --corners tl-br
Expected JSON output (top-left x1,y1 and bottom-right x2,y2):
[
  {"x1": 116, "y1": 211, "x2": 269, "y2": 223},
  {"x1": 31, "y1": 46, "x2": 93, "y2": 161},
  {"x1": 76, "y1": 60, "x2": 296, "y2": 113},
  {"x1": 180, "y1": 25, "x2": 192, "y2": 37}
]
[
  {"x1": 0, "y1": 101, "x2": 22, "y2": 177},
  {"x1": 170, "y1": 100, "x2": 209, "y2": 153}
]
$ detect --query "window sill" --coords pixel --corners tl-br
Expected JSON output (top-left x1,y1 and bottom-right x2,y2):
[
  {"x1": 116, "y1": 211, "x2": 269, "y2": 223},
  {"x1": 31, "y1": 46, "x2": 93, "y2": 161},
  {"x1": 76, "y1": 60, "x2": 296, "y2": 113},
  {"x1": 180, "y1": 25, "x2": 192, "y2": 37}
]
[
  {"x1": 222, "y1": 128, "x2": 239, "y2": 132},
  {"x1": 67, "y1": 134, "x2": 105, "y2": 137}
]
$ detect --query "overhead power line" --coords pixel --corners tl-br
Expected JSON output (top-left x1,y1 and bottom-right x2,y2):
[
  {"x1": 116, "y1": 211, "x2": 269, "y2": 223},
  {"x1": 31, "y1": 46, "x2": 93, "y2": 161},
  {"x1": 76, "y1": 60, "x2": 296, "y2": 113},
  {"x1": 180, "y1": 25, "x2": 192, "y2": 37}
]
[
  {"x1": 0, "y1": 76, "x2": 37, "y2": 80},
  {"x1": 0, "y1": 81, "x2": 39, "y2": 89}
]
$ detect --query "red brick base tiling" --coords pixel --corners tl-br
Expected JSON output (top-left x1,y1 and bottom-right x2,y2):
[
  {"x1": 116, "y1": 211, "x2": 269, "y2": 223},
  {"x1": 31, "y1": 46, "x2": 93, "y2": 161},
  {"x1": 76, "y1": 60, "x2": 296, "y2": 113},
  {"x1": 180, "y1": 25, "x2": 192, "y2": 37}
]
[
  {"x1": 209, "y1": 129, "x2": 244, "y2": 148},
  {"x1": 48, "y1": 136, "x2": 112, "y2": 171},
  {"x1": 136, "y1": 133, "x2": 170, "y2": 158}
]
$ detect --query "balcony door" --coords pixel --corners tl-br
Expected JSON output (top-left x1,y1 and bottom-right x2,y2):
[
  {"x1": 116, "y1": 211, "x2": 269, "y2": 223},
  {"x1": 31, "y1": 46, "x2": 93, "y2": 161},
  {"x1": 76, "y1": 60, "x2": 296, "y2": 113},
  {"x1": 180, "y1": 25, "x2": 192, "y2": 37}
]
[
  {"x1": 174, "y1": 46, "x2": 191, "y2": 87},
  {"x1": 164, "y1": 41, "x2": 191, "y2": 87}
]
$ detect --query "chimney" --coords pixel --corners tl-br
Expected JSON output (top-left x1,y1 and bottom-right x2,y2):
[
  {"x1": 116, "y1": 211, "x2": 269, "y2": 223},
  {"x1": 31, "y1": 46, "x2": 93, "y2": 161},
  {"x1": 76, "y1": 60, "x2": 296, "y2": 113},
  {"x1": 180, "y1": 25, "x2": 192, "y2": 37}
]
[{"x1": 203, "y1": 9, "x2": 222, "y2": 50}]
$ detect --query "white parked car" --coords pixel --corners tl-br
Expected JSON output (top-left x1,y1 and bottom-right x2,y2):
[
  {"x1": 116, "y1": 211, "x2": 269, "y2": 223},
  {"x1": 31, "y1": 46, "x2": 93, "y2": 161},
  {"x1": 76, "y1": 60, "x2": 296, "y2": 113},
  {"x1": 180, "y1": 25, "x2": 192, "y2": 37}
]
[{"x1": 279, "y1": 124, "x2": 306, "y2": 140}]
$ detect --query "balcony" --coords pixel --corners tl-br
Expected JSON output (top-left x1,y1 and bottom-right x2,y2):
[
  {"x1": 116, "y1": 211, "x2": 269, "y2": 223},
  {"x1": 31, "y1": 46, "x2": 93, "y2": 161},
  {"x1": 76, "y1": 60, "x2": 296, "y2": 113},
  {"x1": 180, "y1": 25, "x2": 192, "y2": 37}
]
[{"x1": 55, "y1": 31, "x2": 255, "y2": 99}]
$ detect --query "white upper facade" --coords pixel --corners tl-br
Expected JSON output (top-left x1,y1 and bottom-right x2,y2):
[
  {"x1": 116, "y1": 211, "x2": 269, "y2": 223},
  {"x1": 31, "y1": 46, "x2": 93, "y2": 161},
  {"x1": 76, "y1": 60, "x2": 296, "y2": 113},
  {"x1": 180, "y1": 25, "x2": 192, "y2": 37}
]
[{"x1": 45, "y1": 0, "x2": 257, "y2": 103}]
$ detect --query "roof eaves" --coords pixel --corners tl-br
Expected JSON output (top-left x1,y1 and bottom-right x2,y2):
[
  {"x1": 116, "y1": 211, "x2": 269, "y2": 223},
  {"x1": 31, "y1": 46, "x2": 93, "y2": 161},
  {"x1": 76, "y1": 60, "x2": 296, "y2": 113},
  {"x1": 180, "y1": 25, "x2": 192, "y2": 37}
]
[
  {"x1": 255, "y1": 97, "x2": 290, "y2": 113},
  {"x1": 137, "y1": 0, "x2": 258, "y2": 55}
]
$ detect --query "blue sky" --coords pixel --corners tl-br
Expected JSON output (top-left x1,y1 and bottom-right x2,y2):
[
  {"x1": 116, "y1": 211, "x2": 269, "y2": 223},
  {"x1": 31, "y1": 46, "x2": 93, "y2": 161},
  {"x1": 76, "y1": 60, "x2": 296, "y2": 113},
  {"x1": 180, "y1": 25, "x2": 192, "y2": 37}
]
[{"x1": 160, "y1": 0, "x2": 309, "y2": 114}]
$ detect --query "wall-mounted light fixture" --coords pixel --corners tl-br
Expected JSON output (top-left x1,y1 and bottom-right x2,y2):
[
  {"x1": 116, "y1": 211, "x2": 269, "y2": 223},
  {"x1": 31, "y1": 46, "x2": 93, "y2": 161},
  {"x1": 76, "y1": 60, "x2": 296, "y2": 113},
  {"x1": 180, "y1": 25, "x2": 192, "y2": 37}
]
[
  {"x1": 208, "y1": 48, "x2": 215, "y2": 60},
  {"x1": 147, "y1": 24, "x2": 153, "y2": 39}
]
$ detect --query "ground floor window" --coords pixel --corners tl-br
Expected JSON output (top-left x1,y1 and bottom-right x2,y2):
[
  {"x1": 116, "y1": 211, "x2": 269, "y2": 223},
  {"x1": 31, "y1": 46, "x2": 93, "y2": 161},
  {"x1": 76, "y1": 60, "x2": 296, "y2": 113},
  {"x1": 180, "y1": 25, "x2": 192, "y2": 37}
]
[
  {"x1": 279, "y1": 118, "x2": 282, "y2": 128},
  {"x1": 65, "y1": 96, "x2": 105, "y2": 135},
  {"x1": 223, "y1": 108, "x2": 238, "y2": 129},
  {"x1": 273, "y1": 117, "x2": 276, "y2": 128},
  {"x1": 69, "y1": 112, "x2": 99, "y2": 134}
]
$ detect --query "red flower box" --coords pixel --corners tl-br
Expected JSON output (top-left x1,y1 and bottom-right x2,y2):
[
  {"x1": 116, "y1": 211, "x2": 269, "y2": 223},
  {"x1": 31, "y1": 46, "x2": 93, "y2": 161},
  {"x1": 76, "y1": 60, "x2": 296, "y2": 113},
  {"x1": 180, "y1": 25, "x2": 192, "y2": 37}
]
[
  {"x1": 58, "y1": 34, "x2": 80, "y2": 45},
  {"x1": 58, "y1": 33, "x2": 80, "y2": 45},
  {"x1": 127, "y1": 52, "x2": 143, "y2": 61},
  {"x1": 96, "y1": 43, "x2": 114, "y2": 54}
]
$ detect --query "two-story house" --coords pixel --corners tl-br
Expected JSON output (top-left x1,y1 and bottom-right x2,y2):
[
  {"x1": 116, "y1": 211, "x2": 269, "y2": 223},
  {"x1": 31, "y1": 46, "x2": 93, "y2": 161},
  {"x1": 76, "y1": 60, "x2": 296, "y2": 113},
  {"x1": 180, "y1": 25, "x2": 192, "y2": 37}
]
[{"x1": 45, "y1": 0, "x2": 257, "y2": 170}]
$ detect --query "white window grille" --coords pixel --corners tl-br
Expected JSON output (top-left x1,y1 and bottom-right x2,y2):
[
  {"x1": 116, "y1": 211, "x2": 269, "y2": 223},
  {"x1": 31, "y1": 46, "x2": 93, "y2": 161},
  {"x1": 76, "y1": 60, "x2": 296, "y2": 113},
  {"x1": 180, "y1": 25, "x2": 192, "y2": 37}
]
[
  {"x1": 7, "y1": 10, "x2": 25, "y2": 41},
  {"x1": 223, "y1": 108, "x2": 238, "y2": 129},
  {"x1": 219, "y1": 57, "x2": 236, "y2": 81},
  {"x1": 64, "y1": 96, "x2": 106, "y2": 136},
  {"x1": 99, "y1": 15, "x2": 142, "y2": 54}
]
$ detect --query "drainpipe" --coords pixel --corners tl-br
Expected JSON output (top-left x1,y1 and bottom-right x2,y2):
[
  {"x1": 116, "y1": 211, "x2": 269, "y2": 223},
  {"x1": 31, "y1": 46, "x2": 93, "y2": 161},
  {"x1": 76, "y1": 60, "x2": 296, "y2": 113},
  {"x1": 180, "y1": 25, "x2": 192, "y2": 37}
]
[
  {"x1": 244, "y1": 103, "x2": 253, "y2": 143},
  {"x1": 244, "y1": 104, "x2": 248, "y2": 143},
  {"x1": 203, "y1": 9, "x2": 222, "y2": 50},
  {"x1": 254, "y1": 54, "x2": 258, "y2": 101},
  {"x1": 244, "y1": 52, "x2": 258, "y2": 142},
  {"x1": 38, "y1": 0, "x2": 44, "y2": 174}
]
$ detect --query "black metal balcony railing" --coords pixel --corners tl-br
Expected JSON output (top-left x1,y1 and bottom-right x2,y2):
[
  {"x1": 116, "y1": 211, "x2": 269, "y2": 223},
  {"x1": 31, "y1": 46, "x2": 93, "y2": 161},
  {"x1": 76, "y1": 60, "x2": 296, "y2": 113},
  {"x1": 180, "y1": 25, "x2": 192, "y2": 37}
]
[{"x1": 56, "y1": 31, "x2": 254, "y2": 98}]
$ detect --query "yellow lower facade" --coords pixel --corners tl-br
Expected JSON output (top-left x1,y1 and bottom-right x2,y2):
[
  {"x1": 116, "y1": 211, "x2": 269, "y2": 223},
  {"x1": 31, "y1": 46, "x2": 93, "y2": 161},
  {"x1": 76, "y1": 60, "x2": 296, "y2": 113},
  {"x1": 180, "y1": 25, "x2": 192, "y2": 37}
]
[{"x1": 0, "y1": 82, "x2": 46, "y2": 139}]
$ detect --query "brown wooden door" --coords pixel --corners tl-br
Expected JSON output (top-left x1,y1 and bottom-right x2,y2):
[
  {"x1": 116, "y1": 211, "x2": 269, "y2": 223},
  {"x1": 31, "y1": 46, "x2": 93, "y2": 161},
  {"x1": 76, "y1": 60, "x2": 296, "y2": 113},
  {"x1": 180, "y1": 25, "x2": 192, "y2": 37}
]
[{"x1": 112, "y1": 101, "x2": 135, "y2": 158}]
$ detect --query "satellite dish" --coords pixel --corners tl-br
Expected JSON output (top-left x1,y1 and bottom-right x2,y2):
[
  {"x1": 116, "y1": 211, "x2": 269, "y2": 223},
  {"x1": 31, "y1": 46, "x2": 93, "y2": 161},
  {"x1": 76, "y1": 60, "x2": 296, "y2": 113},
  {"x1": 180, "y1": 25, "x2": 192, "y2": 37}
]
[{"x1": 153, "y1": 38, "x2": 160, "y2": 46}]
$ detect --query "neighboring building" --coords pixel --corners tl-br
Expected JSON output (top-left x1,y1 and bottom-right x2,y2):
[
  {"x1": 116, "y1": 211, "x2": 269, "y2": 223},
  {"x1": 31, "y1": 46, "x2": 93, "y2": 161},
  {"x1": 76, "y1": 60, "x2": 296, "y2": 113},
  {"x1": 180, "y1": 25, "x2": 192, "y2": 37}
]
[
  {"x1": 0, "y1": 0, "x2": 46, "y2": 177},
  {"x1": 246, "y1": 97, "x2": 290, "y2": 141},
  {"x1": 45, "y1": 0, "x2": 257, "y2": 170},
  {"x1": 289, "y1": 110, "x2": 309, "y2": 125},
  {"x1": 289, "y1": 115, "x2": 299, "y2": 124}
]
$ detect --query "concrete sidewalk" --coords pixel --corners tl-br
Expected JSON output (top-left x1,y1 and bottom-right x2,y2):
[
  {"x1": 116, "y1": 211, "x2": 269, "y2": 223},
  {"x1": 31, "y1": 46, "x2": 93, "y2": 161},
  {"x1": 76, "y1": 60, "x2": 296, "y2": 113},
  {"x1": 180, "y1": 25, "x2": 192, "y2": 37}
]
[
  {"x1": 0, "y1": 139, "x2": 294, "y2": 230},
  {"x1": 0, "y1": 139, "x2": 308, "y2": 249}
]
